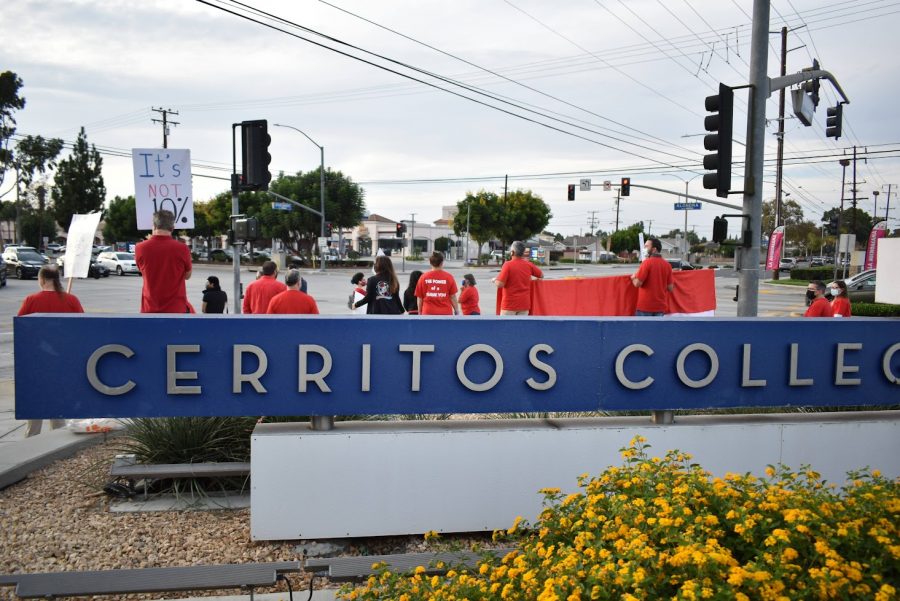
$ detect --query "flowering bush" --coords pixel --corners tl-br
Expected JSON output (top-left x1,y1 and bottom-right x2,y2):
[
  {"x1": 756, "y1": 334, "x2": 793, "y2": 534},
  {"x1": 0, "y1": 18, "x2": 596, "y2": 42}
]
[{"x1": 339, "y1": 437, "x2": 898, "y2": 600}]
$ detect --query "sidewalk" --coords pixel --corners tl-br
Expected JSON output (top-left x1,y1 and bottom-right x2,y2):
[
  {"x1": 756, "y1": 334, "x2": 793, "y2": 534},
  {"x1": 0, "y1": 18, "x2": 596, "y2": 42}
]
[{"x1": 0, "y1": 378, "x2": 108, "y2": 490}]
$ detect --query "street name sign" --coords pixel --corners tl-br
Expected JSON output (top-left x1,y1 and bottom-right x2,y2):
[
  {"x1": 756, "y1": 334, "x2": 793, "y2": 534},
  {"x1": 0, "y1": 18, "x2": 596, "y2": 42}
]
[{"x1": 675, "y1": 202, "x2": 702, "y2": 210}]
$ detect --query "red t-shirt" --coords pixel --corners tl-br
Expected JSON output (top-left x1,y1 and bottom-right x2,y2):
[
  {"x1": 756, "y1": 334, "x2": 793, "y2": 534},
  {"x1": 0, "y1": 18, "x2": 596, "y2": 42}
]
[
  {"x1": 266, "y1": 290, "x2": 320, "y2": 314},
  {"x1": 135, "y1": 234, "x2": 193, "y2": 313},
  {"x1": 415, "y1": 269, "x2": 458, "y2": 315},
  {"x1": 18, "y1": 291, "x2": 84, "y2": 315},
  {"x1": 242, "y1": 275, "x2": 287, "y2": 314},
  {"x1": 634, "y1": 255, "x2": 674, "y2": 313},
  {"x1": 831, "y1": 297, "x2": 851, "y2": 317},
  {"x1": 497, "y1": 258, "x2": 543, "y2": 311},
  {"x1": 459, "y1": 286, "x2": 480, "y2": 315},
  {"x1": 805, "y1": 297, "x2": 834, "y2": 317}
]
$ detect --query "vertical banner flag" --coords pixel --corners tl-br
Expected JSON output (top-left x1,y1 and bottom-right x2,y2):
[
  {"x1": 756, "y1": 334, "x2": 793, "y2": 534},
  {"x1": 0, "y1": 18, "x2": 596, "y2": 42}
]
[
  {"x1": 132, "y1": 149, "x2": 194, "y2": 230},
  {"x1": 638, "y1": 232, "x2": 646, "y2": 261},
  {"x1": 765, "y1": 226, "x2": 785, "y2": 271},
  {"x1": 864, "y1": 221, "x2": 887, "y2": 270}
]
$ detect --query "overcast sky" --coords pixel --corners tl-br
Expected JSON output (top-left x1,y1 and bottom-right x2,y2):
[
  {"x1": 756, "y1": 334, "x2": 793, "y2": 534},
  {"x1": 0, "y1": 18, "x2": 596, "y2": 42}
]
[{"x1": 4, "y1": 0, "x2": 899, "y2": 238}]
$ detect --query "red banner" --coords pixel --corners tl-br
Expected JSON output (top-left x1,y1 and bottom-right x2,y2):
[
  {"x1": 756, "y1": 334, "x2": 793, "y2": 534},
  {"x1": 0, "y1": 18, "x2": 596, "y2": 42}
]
[
  {"x1": 864, "y1": 221, "x2": 887, "y2": 270},
  {"x1": 496, "y1": 269, "x2": 717, "y2": 316},
  {"x1": 765, "y1": 226, "x2": 784, "y2": 271}
]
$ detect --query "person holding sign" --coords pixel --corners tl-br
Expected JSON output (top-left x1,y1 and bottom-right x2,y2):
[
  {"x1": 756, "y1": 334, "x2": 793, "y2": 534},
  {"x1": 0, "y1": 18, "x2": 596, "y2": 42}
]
[
  {"x1": 18, "y1": 266, "x2": 83, "y2": 437},
  {"x1": 135, "y1": 210, "x2": 193, "y2": 313}
]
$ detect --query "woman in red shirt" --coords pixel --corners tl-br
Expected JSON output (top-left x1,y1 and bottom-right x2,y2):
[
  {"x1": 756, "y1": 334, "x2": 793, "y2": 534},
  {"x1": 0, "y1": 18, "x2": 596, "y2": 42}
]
[
  {"x1": 459, "y1": 273, "x2": 481, "y2": 315},
  {"x1": 17, "y1": 266, "x2": 84, "y2": 437},
  {"x1": 415, "y1": 252, "x2": 459, "y2": 315},
  {"x1": 830, "y1": 280, "x2": 852, "y2": 317}
]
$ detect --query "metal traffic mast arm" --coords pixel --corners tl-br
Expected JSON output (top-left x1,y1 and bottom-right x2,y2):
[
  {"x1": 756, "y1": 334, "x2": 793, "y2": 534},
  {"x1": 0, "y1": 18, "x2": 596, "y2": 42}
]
[
  {"x1": 769, "y1": 69, "x2": 850, "y2": 104},
  {"x1": 629, "y1": 183, "x2": 743, "y2": 211}
]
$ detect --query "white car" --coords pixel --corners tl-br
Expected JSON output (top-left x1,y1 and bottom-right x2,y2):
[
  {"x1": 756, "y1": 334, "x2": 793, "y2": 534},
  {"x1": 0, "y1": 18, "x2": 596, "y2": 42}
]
[{"x1": 97, "y1": 251, "x2": 140, "y2": 276}]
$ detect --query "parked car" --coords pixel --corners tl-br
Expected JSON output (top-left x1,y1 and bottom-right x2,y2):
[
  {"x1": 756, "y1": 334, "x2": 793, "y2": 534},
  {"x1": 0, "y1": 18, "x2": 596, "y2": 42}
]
[
  {"x1": 809, "y1": 256, "x2": 825, "y2": 267},
  {"x1": 97, "y1": 251, "x2": 140, "y2": 276},
  {"x1": 778, "y1": 257, "x2": 797, "y2": 272},
  {"x1": 827, "y1": 269, "x2": 877, "y2": 303},
  {"x1": 2, "y1": 246, "x2": 48, "y2": 279},
  {"x1": 0, "y1": 255, "x2": 7, "y2": 287},
  {"x1": 666, "y1": 259, "x2": 695, "y2": 271},
  {"x1": 209, "y1": 249, "x2": 234, "y2": 262},
  {"x1": 57, "y1": 255, "x2": 110, "y2": 278},
  {"x1": 241, "y1": 250, "x2": 271, "y2": 262}
]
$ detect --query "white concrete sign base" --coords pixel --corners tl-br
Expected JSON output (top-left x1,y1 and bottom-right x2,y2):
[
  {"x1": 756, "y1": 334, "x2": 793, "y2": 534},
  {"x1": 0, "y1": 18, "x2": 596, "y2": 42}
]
[{"x1": 250, "y1": 412, "x2": 899, "y2": 541}]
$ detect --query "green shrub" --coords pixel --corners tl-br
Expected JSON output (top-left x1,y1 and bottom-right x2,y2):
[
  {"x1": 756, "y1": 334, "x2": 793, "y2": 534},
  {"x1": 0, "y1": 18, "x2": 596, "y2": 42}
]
[
  {"x1": 119, "y1": 417, "x2": 257, "y2": 464},
  {"x1": 789, "y1": 266, "x2": 834, "y2": 281},
  {"x1": 852, "y1": 303, "x2": 900, "y2": 317}
]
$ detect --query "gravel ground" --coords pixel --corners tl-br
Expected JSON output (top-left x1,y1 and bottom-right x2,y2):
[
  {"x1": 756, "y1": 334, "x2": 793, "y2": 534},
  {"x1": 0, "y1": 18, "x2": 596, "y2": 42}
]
[{"x1": 0, "y1": 439, "x2": 496, "y2": 600}]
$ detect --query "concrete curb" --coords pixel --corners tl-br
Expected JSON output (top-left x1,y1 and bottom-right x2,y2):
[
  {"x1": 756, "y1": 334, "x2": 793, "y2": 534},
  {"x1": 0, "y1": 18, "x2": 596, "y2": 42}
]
[{"x1": 0, "y1": 429, "x2": 112, "y2": 490}]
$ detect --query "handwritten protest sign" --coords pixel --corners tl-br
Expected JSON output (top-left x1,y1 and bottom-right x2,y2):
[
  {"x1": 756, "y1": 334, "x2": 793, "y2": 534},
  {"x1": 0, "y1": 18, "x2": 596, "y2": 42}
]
[
  {"x1": 132, "y1": 149, "x2": 194, "y2": 230},
  {"x1": 61, "y1": 212, "x2": 102, "y2": 280}
]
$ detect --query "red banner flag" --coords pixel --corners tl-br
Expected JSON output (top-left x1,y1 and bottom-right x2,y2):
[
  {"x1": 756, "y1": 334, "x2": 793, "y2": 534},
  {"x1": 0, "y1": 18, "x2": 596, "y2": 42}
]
[
  {"x1": 864, "y1": 221, "x2": 887, "y2": 270},
  {"x1": 765, "y1": 226, "x2": 785, "y2": 271}
]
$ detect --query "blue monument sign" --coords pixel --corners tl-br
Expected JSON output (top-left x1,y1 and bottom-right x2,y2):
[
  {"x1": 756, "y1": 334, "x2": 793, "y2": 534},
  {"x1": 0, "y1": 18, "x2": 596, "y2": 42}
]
[{"x1": 14, "y1": 315, "x2": 899, "y2": 419}]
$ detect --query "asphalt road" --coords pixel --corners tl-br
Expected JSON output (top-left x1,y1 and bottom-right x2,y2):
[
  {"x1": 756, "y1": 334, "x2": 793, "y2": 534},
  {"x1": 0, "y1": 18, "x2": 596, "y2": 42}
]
[{"x1": 0, "y1": 260, "x2": 809, "y2": 381}]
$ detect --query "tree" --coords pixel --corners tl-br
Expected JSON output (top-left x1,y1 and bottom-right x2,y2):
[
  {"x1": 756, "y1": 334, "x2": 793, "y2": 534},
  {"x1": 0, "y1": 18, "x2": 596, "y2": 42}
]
[
  {"x1": 665, "y1": 228, "x2": 700, "y2": 245},
  {"x1": 762, "y1": 198, "x2": 804, "y2": 236},
  {"x1": 821, "y1": 207, "x2": 873, "y2": 248},
  {"x1": 493, "y1": 189, "x2": 552, "y2": 250},
  {"x1": 609, "y1": 222, "x2": 644, "y2": 254},
  {"x1": 452, "y1": 190, "x2": 501, "y2": 260},
  {"x1": 434, "y1": 236, "x2": 450, "y2": 253},
  {"x1": 52, "y1": 127, "x2": 105, "y2": 230},
  {"x1": 0, "y1": 71, "x2": 26, "y2": 188},
  {"x1": 103, "y1": 195, "x2": 140, "y2": 243}
]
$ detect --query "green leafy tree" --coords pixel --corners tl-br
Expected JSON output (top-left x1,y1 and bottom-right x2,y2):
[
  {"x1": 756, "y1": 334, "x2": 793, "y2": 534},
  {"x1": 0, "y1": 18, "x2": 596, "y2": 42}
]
[
  {"x1": 103, "y1": 195, "x2": 140, "y2": 243},
  {"x1": 15, "y1": 135, "x2": 64, "y2": 188},
  {"x1": 0, "y1": 200, "x2": 15, "y2": 243},
  {"x1": 188, "y1": 201, "x2": 217, "y2": 251},
  {"x1": 609, "y1": 222, "x2": 645, "y2": 254},
  {"x1": 822, "y1": 207, "x2": 873, "y2": 248},
  {"x1": 665, "y1": 228, "x2": 700, "y2": 246},
  {"x1": 52, "y1": 127, "x2": 105, "y2": 230},
  {"x1": 434, "y1": 236, "x2": 450, "y2": 253},
  {"x1": 452, "y1": 190, "x2": 501, "y2": 259},
  {"x1": 0, "y1": 71, "x2": 26, "y2": 188},
  {"x1": 19, "y1": 199, "x2": 57, "y2": 248},
  {"x1": 493, "y1": 189, "x2": 552, "y2": 249},
  {"x1": 762, "y1": 198, "x2": 805, "y2": 236}
]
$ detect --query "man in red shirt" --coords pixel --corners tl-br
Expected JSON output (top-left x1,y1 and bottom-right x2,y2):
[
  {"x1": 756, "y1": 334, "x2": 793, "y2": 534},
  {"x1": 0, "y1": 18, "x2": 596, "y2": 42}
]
[
  {"x1": 804, "y1": 280, "x2": 834, "y2": 317},
  {"x1": 135, "y1": 210, "x2": 193, "y2": 313},
  {"x1": 631, "y1": 237, "x2": 673, "y2": 316},
  {"x1": 242, "y1": 261, "x2": 286, "y2": 314},
  {"x1": 267, "y1": 270, "x2": 319, "y2": 314},
  {"x1": 492, "y1": 241, "x2": 543, "y2": 315}
]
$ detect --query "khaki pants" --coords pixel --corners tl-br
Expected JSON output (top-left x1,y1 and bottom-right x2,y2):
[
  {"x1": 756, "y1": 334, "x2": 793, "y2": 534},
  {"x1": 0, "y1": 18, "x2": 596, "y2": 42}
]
[
  {"x1": 500, "y1": 309, "x2": 529, "y2": 316},
  {"x1": 25, "y1": 419, "x2": 66, "y2": 438}
]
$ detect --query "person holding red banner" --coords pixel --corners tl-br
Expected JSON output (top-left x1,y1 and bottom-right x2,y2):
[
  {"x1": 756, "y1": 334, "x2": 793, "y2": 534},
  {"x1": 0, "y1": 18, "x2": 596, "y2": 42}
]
[
  {"x1": 135, "y1": 210, "x2": 193, "y2": 313},
  {"x1": 830, "y1": 280, "x2": 852, "y2": 317},
  {"x1": 631, "y1": 237, "x2": 674, "y2": 316},
  {"x1": 804, "y1": 280, "x2": 834, "y2": 318},
  {"x1": 493, "y1": 241, "x2": 543, "y2": 315}
]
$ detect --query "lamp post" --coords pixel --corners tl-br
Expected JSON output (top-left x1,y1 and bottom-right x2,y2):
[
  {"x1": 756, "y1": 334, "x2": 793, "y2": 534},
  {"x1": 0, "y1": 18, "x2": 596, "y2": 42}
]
[
  {"x1": 464, "y1": 200, "x2": 471, "y2": 265},
  {"x1": 273, "y1": 123, "x2": 326, "y2": 271},
  {"x1": 663, "y1": 173, "x2": 702, "y2": 262},
  {"x1": 873, "y1": 190, "x2": 880, "y2": 220}
]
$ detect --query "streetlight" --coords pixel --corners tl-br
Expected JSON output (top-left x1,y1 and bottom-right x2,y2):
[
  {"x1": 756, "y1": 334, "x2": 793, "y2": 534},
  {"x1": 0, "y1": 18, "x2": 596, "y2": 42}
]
[
  {"x1": 663, "y1": 173, "x2": 702, "y2": 261},
  {"x1": 273, "y1": 123, "x2": 326, "y2": 271}
]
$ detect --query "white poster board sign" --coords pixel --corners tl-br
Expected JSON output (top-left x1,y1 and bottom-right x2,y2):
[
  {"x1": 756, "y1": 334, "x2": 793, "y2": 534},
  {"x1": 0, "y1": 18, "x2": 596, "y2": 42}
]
[
  {"x1": 132, "y1": 148, "x2": 194, "y2": 230},
  {"x1": 62, "y1": 213, "x2": 102, "y2": 279}
]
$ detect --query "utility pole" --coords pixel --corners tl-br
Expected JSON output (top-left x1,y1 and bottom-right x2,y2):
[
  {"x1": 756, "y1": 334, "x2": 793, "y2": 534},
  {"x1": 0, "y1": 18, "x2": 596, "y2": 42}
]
[
  {"x1": 834, "y1": 158, "x2": 850, "y2": 280},
  {"x1": 151, "y1": 107, "x2": 179, "y2": 149},
  {"x1": 614, "y1": 187, "x2": 621, "y2": 232},
  {"x1": 884, "y1": 184, "x2": 894, "y2": 224},
  {"x1": 587, "y1": 211, "x2": 599, "y2": 235},
  {"x1": 410, "y1": 213, "x2": 417, "y2": 260},
  {"x1": 851, "y1": 146, "x2": 859, "y2": 233},
  {"x1": 772, "y1": 26, "x2": 788, "y2": 281},
  {"x1": 873, "y1": 190, "x2": 880, "y2": 220}
]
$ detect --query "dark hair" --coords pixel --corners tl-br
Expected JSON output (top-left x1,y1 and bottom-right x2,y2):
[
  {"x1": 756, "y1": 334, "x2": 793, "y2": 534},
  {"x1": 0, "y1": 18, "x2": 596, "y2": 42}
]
[
  {"x1": 649, "y1": 238, "x2": 662, "y2": 252},
  {"x1": 374, "y1": 255, "x2": 400, "y2": 295},
  {"x1": 810, "y1": 279, "x2": 826, "y2": 292},
  {"x1": 153, "y1": 210, "x2": 176, "y2": 232},
  {"x1": 833, "y1": 280, "x2": 848, "y2": 297},
  {"x1": 429, "y1": 251, "x2": 444, "y2": 268},
  {"x1": 207, "y1": 276, "x2": 221, "y2": 291},
  {"x1": 405, "y1": 270, "x2": 423, "y2": 294},
  {"x1": 351, "y1": 272, "x2": 365, "y2": 285},
  {"x1": 261, "y1": 261, "x2": 277, "y2": 276},
  {"x1": 39, "y1": 265, "x2": 64, "y2": 294},
  {"x1": 463, "y1": 273, "x2": 476, "y2": 287}
]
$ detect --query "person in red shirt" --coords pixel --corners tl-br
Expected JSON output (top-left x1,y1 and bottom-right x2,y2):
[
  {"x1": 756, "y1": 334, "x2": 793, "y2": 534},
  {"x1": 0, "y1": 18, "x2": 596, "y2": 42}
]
[
  {"x1": 266, "y1": 270, "x2": 319, "y2": 314},
  {"x1": 415, "y1": 252, "x2": 459, "y2": 315},
  {"x1": 242, "y1": 261, "x2": 287, "y2": 314},
  {"x1": 829, "y1": 280, "x2": 852, "y2": 317},
  {"x1": 493, "y1": 241, "x2": 543, "y2": 315},
  {"x1": 631, "y1": 237, "x2": 674, "y2": 316},
  {"x1": 459, "y1": 273, "x2": 481, "y2": 315},
  {"x1": 135, "y1": 210, "x2": 193, "y2": 313},
  {"x1": 804, "y1": 280, "x2": 834, "y2": 317},
  {"x1": 18, "y1": 266, "x2": 83, "y2": 437}
]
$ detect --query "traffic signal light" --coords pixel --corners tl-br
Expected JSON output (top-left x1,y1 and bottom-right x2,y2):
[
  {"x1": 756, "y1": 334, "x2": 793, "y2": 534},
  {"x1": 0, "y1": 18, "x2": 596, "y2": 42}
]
[
  {"x1": 826, "y1": 214, "x2": 839, "y2": 235},
  {"x1": 825, "y1": 104, "x2": 843, "y2": 139},
  {"x1": 240, "y1": 120, "x2": 272, "y2": 191},
  {"x1": 324, "y1": 222, "x2": 333, "y2": 237},
  {"x1": 702, "y1": 83, "x2": 734, "y2": 198},
  {"x1": 567, "y1": 184, "x2": 575, "y2": 201},
  {"x1": 801, "y1": 59, "x2": 821, "y2": 108},
  {"x1": 395, "y1": 222, "x2": 407, "y2": 237},
  {"x1": 620, "y1": 177, "x2": 630, "y2": 197},
  {"x1": 712, "y1": 216, "x2": 728, "y2": 244}
]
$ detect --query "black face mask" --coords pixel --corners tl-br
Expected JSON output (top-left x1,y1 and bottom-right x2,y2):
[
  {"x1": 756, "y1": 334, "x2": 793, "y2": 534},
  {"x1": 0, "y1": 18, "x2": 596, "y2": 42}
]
[{"x1": 806, "y1": 290, "x2": 816, "y2": 301}]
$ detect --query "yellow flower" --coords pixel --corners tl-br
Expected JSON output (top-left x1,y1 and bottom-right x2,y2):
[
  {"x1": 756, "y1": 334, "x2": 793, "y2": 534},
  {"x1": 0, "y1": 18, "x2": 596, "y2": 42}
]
[
  {"x1": 508, "y1": 515, "x2": 523, "y2": 535},
  {"x1": 424, "y1": 530, "x2": 439, "y2": 541}
]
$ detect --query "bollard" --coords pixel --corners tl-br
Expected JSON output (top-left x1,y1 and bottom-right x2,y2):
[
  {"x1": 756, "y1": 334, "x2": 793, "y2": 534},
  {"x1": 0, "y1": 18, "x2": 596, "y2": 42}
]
[
  {"x1": 311, "y1": 415, "x2": 335, "y2": 431},
  {"x1": 651, "y1": 410, "x2": 674, "y2": 424}
]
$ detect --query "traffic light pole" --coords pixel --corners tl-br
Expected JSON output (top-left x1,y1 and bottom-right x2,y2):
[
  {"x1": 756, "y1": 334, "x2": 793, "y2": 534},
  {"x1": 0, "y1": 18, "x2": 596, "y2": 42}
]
[{"x1": 230, "y1": 124, "x2": 243, "y2": 314}]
